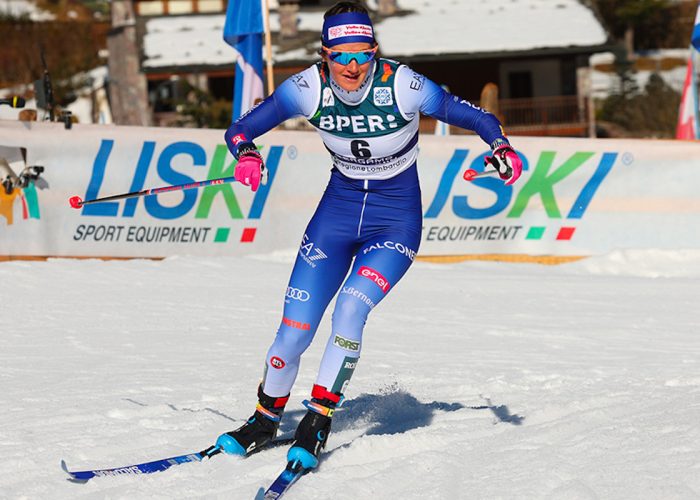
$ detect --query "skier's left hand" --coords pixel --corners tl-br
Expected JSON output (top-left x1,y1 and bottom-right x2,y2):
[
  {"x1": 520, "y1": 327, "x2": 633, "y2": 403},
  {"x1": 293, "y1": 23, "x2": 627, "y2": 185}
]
[{"x1": 485, "y1": 145, "x2": 523, "y2": 185}]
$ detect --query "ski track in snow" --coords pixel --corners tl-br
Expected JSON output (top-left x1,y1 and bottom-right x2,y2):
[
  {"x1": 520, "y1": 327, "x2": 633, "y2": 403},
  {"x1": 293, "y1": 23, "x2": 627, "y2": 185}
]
[{"x1": 1, "y1": 250, "x2": 699, "y2": 499}]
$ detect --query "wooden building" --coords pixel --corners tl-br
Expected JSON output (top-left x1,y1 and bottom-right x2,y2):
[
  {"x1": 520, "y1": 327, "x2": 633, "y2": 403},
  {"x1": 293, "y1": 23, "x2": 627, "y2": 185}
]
[{"x1": 132, "y1": 0, "x2": 612, "y2": 135}]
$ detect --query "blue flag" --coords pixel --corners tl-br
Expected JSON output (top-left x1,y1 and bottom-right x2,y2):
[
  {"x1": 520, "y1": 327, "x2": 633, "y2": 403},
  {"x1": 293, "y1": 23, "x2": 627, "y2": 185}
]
[
  {"x1": 693, "y1": 2, "x2": 700, "y2": 51},
  {"x1": 224, "y1": 0, "x2": 264, "y2": 122}
]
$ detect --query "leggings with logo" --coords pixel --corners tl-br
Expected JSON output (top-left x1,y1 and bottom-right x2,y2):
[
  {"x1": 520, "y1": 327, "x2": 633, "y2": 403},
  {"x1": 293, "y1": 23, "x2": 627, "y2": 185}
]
[{"x1": 261, "y1": 165, "x2": 422, "y2": 398}]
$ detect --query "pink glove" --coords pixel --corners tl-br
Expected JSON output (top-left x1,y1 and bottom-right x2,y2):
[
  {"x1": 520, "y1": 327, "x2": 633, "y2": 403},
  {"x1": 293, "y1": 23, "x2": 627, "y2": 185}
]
[
  {"x1": 234, "y1": 150, "x2": 265, "y2": 192},
  {"x1": 485, "y1": 145, "x2": 523, "y2": 185}
]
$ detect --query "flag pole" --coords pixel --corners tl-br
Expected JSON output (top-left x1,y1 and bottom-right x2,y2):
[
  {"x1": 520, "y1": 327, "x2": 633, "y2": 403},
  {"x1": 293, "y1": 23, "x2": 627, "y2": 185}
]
[{"x1": 262, "y1": 0, "x2": 275, "y2": 95}]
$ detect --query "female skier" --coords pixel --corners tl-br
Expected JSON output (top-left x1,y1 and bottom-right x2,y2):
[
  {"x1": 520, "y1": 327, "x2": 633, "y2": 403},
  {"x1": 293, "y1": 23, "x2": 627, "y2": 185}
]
[{"x1": 216, "y1": 1, "x2": 523, "y2": 470}]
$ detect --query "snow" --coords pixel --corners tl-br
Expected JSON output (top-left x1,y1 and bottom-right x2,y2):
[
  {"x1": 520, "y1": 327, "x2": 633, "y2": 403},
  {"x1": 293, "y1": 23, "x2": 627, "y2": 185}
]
[
  {"x1": 590, "y1": 50, "x2": 691, "y2": 98},
  {"x1": 2, "y1": 248, "x2": 700, "y2": 498},
  {"x1": 143, "y1": 0, "x2": 606, "y2": 68},
  {"x1": 0, "y1": 0, "x2": 54, "y2": 20},
  {"x1": 375, "y1": 0, "x2": 607, "y2": 57}
]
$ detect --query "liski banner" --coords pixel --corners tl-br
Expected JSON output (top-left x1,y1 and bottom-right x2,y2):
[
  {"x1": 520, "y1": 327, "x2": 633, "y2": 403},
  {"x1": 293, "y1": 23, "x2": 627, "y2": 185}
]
[{"x1": 1, "y1": 121, "x2": 700, "y2": 260}]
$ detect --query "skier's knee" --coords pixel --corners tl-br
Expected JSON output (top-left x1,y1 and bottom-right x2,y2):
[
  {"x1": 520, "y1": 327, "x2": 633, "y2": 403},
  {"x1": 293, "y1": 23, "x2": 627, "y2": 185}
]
[
  {"x1": 274, "y1": 327, "x2": 314, "y2": 358},
  {"x1": 332, "y1": 295, "x2": 369, "y2": 331}
]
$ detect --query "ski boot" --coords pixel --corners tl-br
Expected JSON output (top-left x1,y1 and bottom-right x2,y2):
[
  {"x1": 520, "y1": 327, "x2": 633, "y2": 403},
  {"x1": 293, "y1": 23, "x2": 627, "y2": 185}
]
[
  {"x1": 287, "y1": 385, "x2": 342, "y2": 470},
  {"x1": 216, "y1": 385, "x2": 289, "y2": 456}
]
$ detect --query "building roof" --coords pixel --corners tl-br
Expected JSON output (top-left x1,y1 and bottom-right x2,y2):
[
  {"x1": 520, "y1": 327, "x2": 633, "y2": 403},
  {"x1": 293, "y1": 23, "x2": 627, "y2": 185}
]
[
  {"x1": 141, "y1": 0, "x2": 609, "y2": 72},
  {"x1": 1, "y1": 0, "x2": 54, "y2": 20}
]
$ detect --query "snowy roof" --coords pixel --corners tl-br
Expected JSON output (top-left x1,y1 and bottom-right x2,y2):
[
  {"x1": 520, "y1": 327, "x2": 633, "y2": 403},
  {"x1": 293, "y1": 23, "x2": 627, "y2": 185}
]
[
  {"x1": 374, "y1": 0, "x2": 608, "y2": 57},
  {"x1": 0, "y1": 0, "x2": 54, "y2": 20},
  {"x1": 142, "y1": 0, "x2": 608, "y2": 70}
]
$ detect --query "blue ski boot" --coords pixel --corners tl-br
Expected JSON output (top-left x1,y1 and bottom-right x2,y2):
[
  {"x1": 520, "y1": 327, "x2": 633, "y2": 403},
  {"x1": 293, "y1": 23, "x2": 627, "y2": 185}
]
[
  {"x1": 287, "y1": 385, "x2": 342, "y2": 470},
  {"x1": 216, "y1": 385, "x2": 289, "y2": 456}
]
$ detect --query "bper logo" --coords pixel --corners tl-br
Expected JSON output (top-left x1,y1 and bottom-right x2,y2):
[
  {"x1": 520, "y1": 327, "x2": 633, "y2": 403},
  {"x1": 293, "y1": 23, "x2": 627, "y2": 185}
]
[
  {"x1": 333, "y1": 334, "x2": 360, "y2": 352},
  {"x1": 286, "y1": 287, "x2": 311, "y2": 302},
  {"x1": 318, "y1": 114, "x2": 398, "y2": 133},
  {"x1": 358, "y1": 266, "x2": 391, "y2": 293}
]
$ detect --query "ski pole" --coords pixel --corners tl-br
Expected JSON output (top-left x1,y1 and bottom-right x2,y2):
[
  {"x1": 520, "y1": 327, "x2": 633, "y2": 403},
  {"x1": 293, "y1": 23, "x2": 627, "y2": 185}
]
[
  {"x1": 463, "y1": 150, "x2": 515, "y2": 182},
  {"x1": 68, "y1": 176, "x2": 237, "y2": 209},
  {"x1": 462, "y1": 167, "x2": 499, "y2": 182}
]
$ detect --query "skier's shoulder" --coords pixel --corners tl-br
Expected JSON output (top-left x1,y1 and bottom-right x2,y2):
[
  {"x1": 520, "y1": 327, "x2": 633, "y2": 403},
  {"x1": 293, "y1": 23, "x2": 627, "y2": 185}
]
[
  {"x1": 277, "y1": 63, "x2": 322, "y2": 118},
  {"x1": 286, "y1": 63, "x2": 323, "y2": 95},
  {"x1": 387, "y1": 60, "x2": 434, "y2": 117}
]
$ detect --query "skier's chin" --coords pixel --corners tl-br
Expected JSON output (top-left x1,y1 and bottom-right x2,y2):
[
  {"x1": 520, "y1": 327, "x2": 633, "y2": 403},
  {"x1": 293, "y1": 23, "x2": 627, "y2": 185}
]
[{"x1": 339, "y1": 74, "x2": 362, "y2": 91}]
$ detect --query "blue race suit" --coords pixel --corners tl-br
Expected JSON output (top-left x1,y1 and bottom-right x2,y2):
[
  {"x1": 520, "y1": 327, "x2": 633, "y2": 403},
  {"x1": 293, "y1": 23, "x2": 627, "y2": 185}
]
[{"x1": 226, "y1": 59, "x2": 508, "y2": 398}]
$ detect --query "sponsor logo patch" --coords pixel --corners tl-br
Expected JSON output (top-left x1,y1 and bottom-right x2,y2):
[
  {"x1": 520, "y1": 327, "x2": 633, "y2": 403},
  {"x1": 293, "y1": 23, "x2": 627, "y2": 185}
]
[
  {"x1": 362, "y1": 240, "x2": 416, "y2": 261},
  {"x1": 231, "y1": 134, "x2": 247, "y2": 145},
  {"x1": 299, "y1": 233, "x2": 328, "y2": 268},
  {"x1": 270, "y1": 356, "x2": 286, "y2": 369},
  {"x1": 286, "y1": 287, "x2": 311, "y2": 302},
  {"x1": 318, "y1": 114, "x2": 398, "y2": 133},
  {"x1": 341, "y1": 286, "x2": 376, "y2": 309},
  {"x1": 357, "y1": 266, "x2": 391, "y2": 293},
  {"x1": 282, "y1": 317, "x2": 311, "y2": 330},
  {"x1": 322, "y1": 87, "x2": 335, "y2": 107},
  {"x1": 292, "y1": 74, "x2": 309, "y2": 89},
  {"x1": 327, "y1": 23, "x2": 373, "y2": 41},
  {"x1": 409, "y1": 72, "x2": 425, "y2": 92},
  {"x1": 333, "y1": 334, "x2": 360, "y2": 352},
  {"x1": 373, "y1": 87, "x2": 393, "y2": 106}
]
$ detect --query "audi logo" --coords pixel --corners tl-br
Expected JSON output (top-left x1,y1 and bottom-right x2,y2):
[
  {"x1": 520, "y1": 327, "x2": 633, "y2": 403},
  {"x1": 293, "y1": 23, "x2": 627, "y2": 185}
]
[{"x1": 286, "y1": 287, "x2": 311, "y2": 302}]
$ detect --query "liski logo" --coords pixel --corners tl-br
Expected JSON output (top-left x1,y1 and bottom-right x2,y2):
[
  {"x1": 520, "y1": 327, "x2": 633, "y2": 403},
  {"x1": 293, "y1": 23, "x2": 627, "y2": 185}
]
[
  {"x1": 423, "y1": 148, "x2": 620, "y2": 243},
  {"x1": 74, "y1": 140, "x2": 283, "y2": 245}
]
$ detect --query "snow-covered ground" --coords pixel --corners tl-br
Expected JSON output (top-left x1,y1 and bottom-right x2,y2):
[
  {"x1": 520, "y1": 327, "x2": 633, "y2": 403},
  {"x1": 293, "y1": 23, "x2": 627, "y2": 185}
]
[{"x1": 1, "y1": 249, "x2": 700, "y2": 499}]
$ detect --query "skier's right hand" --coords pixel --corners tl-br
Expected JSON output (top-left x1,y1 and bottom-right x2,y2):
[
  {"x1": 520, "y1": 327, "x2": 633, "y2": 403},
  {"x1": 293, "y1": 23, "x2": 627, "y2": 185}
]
[{"x1": 234, "y1": 143, "x2": 267, "y2": 192}]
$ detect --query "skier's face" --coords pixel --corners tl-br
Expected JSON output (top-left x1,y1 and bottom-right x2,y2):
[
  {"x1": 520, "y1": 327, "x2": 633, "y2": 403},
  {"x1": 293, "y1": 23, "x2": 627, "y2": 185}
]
[{"x1": 324, "y1": 42, "x2": 376, "y2": 92}]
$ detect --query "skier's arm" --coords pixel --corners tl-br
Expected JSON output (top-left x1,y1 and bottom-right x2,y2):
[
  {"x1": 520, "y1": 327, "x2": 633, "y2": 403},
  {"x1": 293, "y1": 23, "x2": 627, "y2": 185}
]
[
  {"x1": 225, "y1": 66, "x2": 319, "y2": 156},
  {"x1": 395, "y1": 66, "x2": 522, "y2": 184},
  {"x1": 224, "y1": 67, "x2": 320, "y2": 190}
]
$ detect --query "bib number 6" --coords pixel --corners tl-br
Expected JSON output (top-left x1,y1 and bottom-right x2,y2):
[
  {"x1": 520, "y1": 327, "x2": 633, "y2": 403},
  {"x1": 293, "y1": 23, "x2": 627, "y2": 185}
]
[{"x1": 350, "y1": 140, "x2": 372, "y2": 159}]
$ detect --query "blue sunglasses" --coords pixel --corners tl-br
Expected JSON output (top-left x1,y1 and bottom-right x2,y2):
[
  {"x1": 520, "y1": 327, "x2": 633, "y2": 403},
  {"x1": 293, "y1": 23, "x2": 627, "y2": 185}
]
[{"x1": 322, "y1": 46, "x2": 378, "y2": 66}]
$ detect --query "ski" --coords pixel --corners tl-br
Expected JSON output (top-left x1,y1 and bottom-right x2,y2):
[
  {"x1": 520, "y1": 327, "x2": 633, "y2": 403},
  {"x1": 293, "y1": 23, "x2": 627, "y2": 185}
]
[
  {"x1": 257, "y1": 460, "x2": 309, "y2": 500},
  {"x1": 62, "y1": 437, "x2": 295, "y2": 484}
]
